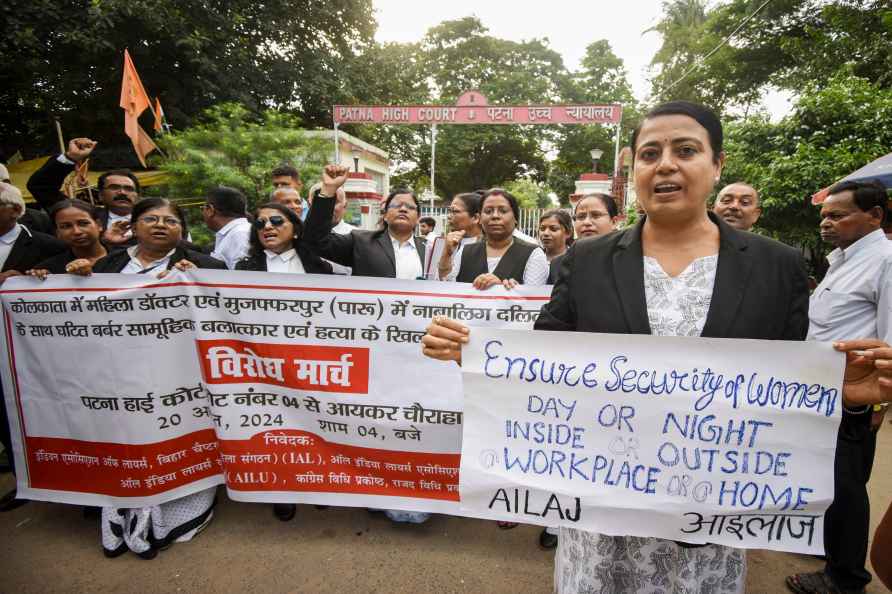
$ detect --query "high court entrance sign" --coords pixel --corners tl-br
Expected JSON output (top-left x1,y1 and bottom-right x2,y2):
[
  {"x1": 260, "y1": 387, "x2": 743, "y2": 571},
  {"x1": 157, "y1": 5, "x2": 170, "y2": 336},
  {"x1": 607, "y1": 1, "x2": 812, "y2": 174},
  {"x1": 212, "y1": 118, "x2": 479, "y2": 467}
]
[
  {"x1": 334, "y1": 90, "x2": 622, "y2": 126},
  {"x1": 332, "y1": 91, "x2": 625, "y2": 207}
]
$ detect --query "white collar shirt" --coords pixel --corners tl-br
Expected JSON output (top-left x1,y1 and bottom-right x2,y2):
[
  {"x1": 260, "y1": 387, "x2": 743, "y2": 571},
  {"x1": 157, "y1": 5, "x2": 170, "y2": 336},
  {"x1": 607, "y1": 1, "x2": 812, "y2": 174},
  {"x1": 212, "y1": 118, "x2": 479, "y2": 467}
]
[
  {"x1": 211, "y1": 218, "x2": 252, "y2": 269},
  {"x1": 0, "y1": 224, "x2": 23, "y2": 271},
  {"x1": 121, "y1": 245, "x2": 176, "y2": 275},
  {"x1": 390, "y1": 233, "x2": 422, "y2": 280},
  {"x1": 328, "y1": 220, "x2": 357, "y2": 274},
  {"x1": 808, "y1": 229, "x2": 892, "y2": 343},
  {"x1": 265, "y1": 248, "x2": 306, "y2": 274},
  {"x1": 332, "y1": 220, "x2": 356, "y2": 235}
]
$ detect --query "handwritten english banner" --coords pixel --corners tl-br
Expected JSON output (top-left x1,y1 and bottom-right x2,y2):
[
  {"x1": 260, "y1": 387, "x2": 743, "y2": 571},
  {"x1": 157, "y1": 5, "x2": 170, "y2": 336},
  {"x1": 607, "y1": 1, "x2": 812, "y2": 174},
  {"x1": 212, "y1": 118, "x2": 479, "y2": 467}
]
[{"x1": 458, "y1": 328, "x2": 843, "y2": 554}]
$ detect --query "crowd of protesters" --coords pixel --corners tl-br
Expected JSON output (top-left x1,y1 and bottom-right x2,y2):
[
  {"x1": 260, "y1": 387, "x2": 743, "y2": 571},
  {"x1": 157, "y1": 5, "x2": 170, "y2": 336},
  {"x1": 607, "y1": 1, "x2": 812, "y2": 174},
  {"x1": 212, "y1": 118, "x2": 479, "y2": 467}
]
[{"x1": 0, "y1": 100, "x2": 890, "y2": 593}]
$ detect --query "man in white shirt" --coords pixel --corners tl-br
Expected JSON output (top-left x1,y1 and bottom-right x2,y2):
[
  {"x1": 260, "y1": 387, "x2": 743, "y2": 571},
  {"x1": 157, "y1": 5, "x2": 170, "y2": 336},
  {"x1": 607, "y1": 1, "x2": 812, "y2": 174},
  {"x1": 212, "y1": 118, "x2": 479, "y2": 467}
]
[
  {"x1": 787, "y1": 179, "x2": 891, "y2": 594},
  {"x1": 202, "y1": 186, "x2": 251, "y2": 269}
]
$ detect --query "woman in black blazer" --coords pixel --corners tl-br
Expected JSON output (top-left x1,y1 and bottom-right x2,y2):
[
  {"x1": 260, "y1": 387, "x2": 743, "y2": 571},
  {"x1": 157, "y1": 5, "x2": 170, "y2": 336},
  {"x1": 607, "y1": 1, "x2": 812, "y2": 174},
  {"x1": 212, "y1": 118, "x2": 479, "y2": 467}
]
[
  {"x1": 26, "y1": 199, "x2": 108, "y2": 277},
  {"x1": 303, "y1": 166, "x2": 425, "y2": 280},
  {"x1": 234, "y1": 202, "x2": 330, "y2": 524},
  {"x1": 74, "y1": 198, "x2": 226, "y2": 275},
  {"x1": 422, "y1": 101, "x2": 810, "y2": 593},
  {"x1": 235, "y1": 202, "x2": 332, "y2": 275}
]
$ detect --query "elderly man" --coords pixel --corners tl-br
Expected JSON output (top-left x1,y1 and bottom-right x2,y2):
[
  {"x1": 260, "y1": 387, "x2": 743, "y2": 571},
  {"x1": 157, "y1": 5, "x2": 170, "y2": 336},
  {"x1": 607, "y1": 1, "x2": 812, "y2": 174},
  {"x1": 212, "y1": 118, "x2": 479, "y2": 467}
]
[
  {"x1": 787, "y1": 179, "x2": 891, "y2": 594},
  {"x1": 713, "y1": 182, "x2": 762, "y2": 231},
  {"x1": 271, "y1": 165, "x2": 309, "y2": 221},
  {"x1": 0, "y1": 182, "x2": 66, "y2": 512},
  {"x1": 270, "y1": 187, "x2": 303, "y2": 218}
]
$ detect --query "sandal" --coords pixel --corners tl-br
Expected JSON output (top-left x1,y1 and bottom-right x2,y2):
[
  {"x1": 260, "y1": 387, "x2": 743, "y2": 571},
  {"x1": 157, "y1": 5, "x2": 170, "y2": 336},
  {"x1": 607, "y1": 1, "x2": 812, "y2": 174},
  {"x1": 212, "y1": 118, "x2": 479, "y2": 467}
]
[
  {"x1": 785, "y1": 571, "x2": 865, "y2": 594},
  {"x1": 496, "y1": 521, "x2": 518, "y2": 529}
]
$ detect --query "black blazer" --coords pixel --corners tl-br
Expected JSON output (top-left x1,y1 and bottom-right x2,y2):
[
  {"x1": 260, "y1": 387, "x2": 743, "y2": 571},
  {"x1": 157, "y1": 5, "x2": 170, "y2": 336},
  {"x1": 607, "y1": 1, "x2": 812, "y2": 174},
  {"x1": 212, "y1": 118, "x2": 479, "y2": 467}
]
[
  {"x1": 304, "y1": 192, "x2": 424, "y2": 279},
  {"x1": 92, "y1": 244, "x2": 226, "y2": 273},
  {"x1": 536, "y1": 212, "x2": 809, "y2": 341},
  {"x1": 2, "y1": 227, "x2": 66, "y2": 273},
  {"x1": 235, "y1": 244, "x2": 333, "y2": 274},
  {"x1": 548, "y1": 253, "x2": 565, "y2": 285},
  {"x1": 35, "y1": 249, "x2": 80, "y2": 274}
]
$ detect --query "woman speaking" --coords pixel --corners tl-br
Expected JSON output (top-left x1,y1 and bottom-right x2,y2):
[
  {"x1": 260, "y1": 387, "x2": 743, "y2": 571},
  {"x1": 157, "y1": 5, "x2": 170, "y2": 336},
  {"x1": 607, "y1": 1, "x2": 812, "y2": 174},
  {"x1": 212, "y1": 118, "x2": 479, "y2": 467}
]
[{"x1": 421, "y1": 101, "x2": 810, "y2": 593}]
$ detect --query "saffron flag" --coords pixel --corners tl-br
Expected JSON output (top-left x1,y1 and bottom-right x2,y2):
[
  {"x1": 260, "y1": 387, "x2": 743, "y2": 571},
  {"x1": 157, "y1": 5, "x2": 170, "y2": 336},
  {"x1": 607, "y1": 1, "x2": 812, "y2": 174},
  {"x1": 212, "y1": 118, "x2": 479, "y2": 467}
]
[
  {"x1": 153, "y1": 97, "x2": 166, "y2": 132},
  {"x1": 119, "y1": 49, "x2": 155, "y2": 166},
  {"x1": 134, "y1": 125, "x2": 160, "y2": 168}
]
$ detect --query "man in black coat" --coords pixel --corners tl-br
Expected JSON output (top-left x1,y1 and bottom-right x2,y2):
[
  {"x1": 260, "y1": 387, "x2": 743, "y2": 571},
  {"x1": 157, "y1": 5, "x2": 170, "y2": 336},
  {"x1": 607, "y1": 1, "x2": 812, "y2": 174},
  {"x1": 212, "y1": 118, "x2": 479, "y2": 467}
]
[
  {"x1": 26, "y1": 137, "x2": 140, "y2": 237},
  {"x1": 0, "y1": 182, "x2": 66, "y2": 512}
]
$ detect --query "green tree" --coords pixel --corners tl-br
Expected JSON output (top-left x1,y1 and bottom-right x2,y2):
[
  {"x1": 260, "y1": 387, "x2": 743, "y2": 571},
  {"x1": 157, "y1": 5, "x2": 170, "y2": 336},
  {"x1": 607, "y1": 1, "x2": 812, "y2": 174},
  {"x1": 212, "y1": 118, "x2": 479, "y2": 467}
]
[
  {"x1": 158, "y1": 103, "x2": 330, "y2": 205},
  {"x1": 647, "y1": 0, "x2": 892, "y2": 113},
  {"x1": 549, "y1": 40, "x2": 639, "y2": 203},
  {"x1": 722, "y1": 73, "x2": 892, "y2": 272},
  {"x1": 1, "y1": 0, "x2": 375, "y2": 162},
  {"x1": 501, "y1": 178, "x2": 554, "y2": 209},
  {"x1": 395, "y1": 17, "x2": 570, "y2": 198}
]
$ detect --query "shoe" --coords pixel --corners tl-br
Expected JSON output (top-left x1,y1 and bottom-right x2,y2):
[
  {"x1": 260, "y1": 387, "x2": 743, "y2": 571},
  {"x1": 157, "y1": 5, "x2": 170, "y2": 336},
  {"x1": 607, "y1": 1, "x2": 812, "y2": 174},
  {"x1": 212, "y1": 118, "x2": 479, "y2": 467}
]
[
  {"x1": 273, "y1": 503, "x2": 296, "y2": 522},
  {"x1": 539, "y1": 528, "x2": 558, "y2": 550},
  {"x1": 785, "y1": 571, "x2": 865, "y2": 594},
  {"x1": 0, "y1": 488, "x2": 27, "y2": 512}
]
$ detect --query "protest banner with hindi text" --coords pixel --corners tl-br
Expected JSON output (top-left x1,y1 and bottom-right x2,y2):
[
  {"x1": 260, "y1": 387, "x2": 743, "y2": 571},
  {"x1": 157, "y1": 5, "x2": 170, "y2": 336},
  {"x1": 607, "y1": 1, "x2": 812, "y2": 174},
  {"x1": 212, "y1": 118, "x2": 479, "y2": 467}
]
[
  {"x1": 458, "y1": 328, "x2": 843, "y2": 554},
  {"x1": 0, "y1": 272, "x2": 548, "y2": 511}
]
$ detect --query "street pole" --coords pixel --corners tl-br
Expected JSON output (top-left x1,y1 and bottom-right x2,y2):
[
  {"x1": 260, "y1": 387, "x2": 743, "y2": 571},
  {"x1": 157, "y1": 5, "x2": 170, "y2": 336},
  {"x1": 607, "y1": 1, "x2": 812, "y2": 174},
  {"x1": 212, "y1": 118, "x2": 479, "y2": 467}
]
[
  {"x1": 613, "y1": 121, "x2": 622, "y2": 178},
  {"x1": 334, "y1": 123, "x2": 340, "y2": 163},
  {"x1": 430, "y1": 123, "x2": 437, "y2": 207}
]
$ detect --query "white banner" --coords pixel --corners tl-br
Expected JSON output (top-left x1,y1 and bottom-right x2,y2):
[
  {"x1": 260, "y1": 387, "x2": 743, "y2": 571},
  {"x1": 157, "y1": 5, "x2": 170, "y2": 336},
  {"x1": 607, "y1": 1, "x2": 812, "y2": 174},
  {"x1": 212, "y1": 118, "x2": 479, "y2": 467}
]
[
  {"x1": 459, "y1": 328, "x2": 843, "y2": 554},
  {"x1": 0, "y1": 271, "x2": 549, "y2": 510}
]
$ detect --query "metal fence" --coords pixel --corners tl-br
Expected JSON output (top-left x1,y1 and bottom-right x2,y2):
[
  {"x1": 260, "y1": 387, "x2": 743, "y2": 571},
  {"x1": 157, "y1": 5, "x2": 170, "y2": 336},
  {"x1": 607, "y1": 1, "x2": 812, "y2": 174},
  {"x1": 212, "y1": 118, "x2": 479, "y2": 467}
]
[{"x1": 420, "y1": 206, "x2": 558, "y2": 240}]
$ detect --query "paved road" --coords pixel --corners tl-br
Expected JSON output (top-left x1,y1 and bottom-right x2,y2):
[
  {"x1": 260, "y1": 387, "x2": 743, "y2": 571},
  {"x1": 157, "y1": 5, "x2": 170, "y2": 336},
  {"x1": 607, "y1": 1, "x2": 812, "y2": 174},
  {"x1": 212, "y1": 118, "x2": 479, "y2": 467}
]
[{"x1": 1, "y1": 429, "x2": 889, "y2": 594}]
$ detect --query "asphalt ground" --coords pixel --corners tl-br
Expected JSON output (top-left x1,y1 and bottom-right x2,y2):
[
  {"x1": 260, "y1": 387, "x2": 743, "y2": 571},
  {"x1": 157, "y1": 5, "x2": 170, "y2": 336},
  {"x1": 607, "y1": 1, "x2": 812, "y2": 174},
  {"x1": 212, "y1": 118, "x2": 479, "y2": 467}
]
[{"x1": 0, "y1": 428, "x2": 889, "y2": 594}]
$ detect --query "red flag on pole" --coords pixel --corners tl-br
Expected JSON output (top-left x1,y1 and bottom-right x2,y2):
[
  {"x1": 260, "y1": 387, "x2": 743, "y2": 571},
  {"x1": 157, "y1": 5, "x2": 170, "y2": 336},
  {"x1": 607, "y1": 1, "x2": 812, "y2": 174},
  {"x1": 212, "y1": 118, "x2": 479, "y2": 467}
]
[{"x1": 120, "y1": 49, "x2": 156, "y2": 165}]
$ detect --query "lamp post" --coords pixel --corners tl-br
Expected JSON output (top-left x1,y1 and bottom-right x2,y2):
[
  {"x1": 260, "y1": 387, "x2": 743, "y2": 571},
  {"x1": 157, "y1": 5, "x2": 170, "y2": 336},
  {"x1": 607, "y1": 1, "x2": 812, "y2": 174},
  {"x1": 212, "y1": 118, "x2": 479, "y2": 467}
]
[
  {"x1": 590, "y1": 148, "x2": 603, "y2": 173},
  {"x1": 351, "y1": 148, "x2": 361, "y2": 173}
]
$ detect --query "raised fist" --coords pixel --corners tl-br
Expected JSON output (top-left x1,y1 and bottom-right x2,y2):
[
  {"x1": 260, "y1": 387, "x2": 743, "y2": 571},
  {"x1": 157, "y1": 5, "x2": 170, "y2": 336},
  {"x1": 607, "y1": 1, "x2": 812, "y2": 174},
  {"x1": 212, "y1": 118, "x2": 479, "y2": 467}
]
[
  {"x1": 65, "y1": 138, "x2": 98, "y2": 162},
  {"x1": 321, "y1": 164, "x2": 350, "y2": 197}
]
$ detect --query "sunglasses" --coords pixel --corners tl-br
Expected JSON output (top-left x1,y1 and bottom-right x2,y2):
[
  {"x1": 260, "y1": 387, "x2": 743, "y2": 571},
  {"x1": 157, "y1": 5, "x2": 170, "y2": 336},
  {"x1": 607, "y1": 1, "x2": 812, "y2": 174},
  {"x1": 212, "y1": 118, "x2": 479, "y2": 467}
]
[{"x1": 254, "y1": 216, "x2": 288, "y2": 230}]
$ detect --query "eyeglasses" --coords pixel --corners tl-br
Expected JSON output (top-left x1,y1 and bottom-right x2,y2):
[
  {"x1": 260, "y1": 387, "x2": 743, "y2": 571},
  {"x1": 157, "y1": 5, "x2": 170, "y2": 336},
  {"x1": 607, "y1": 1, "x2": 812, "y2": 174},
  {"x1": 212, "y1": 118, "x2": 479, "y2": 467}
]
[
  {"x1": 254, "y1": 215, "x2": 287, "y2": 229},
  {"x1": 386, "y1": 202, "x2": 418, "y2": 211},
  {"x1": 573, "y1": 211, "x2": 609, "y2": 222},
  {"x1": 138, "y1": 215, "x2": 181, "y2": 227},
  {"x1": 105, "y1": 184, "x2": 137, "y2": 193}
]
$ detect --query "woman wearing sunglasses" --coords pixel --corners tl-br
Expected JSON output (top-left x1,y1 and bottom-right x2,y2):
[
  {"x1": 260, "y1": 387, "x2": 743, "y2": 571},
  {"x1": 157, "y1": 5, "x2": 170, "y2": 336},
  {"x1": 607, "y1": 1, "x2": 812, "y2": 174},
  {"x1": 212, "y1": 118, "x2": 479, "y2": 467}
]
[
  {"x1": 235, "y1": 202, "x2": 332, "y2": 275},
  {"x1": 236, "y1": 202, "x2": 331, "y2": 523}
]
